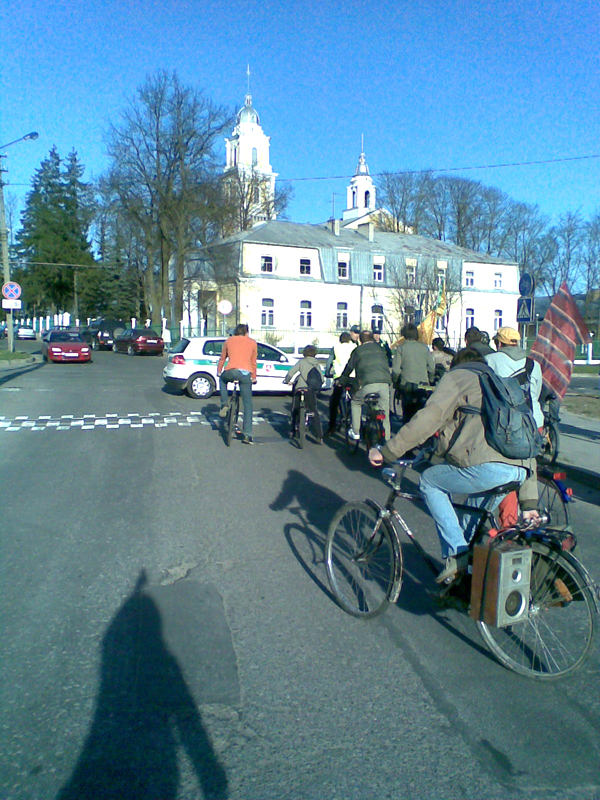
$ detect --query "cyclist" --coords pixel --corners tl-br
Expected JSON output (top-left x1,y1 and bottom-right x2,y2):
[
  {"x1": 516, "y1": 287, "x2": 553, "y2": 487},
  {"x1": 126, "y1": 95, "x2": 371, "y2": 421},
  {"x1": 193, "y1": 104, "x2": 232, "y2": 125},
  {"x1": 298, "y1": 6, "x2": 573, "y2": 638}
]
[
  {"x1": 392, "y1": 323, "x2": 435, "y2": 423},
  {"x1": 324, "y1": 332, "x2": 356, "y2": 436},
  {"x1": 340, "y1": 329, "x2": 392, "y2": 441},
  {"x1": 484, "y1": 326, "x2": 544, "y2": 526},
  {"x1": 283, "y1": 345, "x2": 324, "y2": 443},
  {"x1": 217, "y1": 324, "x2": 257, "y2": 445},
  {"x1": 463, "y1": 326, "x2": 494, "y2": 356},
  {"x1": 368, "y1": 347, "x2": 539, "y2": 584}
]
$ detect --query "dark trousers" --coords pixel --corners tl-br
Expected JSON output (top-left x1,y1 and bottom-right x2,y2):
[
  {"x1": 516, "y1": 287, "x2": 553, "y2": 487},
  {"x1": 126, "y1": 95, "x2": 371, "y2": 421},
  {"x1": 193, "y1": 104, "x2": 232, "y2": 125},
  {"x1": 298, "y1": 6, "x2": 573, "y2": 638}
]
[
  {"x1": 399, "y1": 382, "x2": 429, "y2": 424},
  {"x1": 219, "y1": 369, "x2": 253, "y2": 435},
  {"x1": 328, "y1": 382, "x2": 344, "y2": 432},
  {"x1": 291, "y1": 388, "x2": 323, "y2": 439}
]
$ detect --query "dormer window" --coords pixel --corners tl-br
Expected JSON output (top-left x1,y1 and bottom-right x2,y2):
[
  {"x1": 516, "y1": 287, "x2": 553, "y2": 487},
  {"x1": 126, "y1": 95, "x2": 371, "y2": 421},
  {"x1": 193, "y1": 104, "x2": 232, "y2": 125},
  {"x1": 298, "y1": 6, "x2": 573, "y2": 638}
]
[{"x1": 300, "y1": 259, "x2": 311, "y2": 276}]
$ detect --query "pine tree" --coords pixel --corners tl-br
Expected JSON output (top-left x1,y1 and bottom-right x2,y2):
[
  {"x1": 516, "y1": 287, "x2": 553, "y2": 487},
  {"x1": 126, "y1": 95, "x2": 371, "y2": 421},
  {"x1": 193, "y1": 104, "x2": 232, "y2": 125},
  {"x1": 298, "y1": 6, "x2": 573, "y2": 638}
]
[{"x1": 14, "y1": 146, "x2": 96, "y2": 314}]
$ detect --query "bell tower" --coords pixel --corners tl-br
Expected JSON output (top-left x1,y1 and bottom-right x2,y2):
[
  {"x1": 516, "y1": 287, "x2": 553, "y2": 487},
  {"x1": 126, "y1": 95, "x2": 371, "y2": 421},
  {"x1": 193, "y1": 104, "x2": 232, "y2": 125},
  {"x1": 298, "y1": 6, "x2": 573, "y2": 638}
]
[
  {"x1": 342, "y1": 141, "x2": 376, "y2": 222},
  {"x1": 223, "y1": 67, "x2": 277, "y2": 226}
]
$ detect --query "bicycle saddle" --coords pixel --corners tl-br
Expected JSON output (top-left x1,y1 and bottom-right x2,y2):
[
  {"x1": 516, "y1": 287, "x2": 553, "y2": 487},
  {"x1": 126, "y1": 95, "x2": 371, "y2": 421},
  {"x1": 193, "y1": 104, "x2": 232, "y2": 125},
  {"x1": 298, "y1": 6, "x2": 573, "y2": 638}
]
[{"x1": 364, "y1": 392, "x2": 381, "y2": 403}]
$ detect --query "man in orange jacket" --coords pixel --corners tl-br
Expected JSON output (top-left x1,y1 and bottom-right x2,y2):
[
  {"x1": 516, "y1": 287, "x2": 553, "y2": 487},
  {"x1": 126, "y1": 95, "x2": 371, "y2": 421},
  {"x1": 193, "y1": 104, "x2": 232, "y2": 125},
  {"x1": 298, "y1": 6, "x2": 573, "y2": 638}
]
[{"x1": 217, "y1": 324, "x2": 258, "y2": 444}]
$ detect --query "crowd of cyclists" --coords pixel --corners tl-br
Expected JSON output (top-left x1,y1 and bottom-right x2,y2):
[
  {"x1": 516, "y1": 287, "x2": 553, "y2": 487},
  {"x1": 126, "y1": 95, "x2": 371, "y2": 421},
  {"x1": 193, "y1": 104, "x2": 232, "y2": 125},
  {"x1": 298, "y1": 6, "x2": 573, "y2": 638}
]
[{"x1": 217, "y1": 321, "x2": 555, "y2": 584}]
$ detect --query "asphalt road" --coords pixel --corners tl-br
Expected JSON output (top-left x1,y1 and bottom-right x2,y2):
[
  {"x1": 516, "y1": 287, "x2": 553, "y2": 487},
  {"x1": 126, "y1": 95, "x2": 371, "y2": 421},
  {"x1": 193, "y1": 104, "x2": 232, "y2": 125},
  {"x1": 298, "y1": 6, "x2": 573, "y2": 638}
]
[{"x1": 1, "y1": 350, "x2": 599, "y2": 800}]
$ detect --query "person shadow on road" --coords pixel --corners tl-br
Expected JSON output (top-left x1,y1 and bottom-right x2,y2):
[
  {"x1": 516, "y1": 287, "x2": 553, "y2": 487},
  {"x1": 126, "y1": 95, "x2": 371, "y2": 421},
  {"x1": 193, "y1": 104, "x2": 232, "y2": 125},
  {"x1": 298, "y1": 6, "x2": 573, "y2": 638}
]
[{"x1": 57, "y1": 570, "x2": 228, "y2": 800}]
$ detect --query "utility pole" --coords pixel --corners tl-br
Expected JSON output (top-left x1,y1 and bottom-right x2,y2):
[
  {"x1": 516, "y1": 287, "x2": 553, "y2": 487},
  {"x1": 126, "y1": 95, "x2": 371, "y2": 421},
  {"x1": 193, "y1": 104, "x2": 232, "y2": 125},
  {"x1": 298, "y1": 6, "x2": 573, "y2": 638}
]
[
  {"x1": 0, "y1": 132, "x2": 39, "y2": 354},
  {"x1": 0, "y1": 167, "x2": 15, "y2": 354}
]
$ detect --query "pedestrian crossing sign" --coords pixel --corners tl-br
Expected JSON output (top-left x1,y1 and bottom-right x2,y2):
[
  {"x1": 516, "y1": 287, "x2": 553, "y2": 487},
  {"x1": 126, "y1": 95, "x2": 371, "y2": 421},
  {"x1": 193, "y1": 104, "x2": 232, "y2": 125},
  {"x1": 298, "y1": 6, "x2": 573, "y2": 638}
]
[{"x1": 516, "y1": 296, "x2": 534, "y2": 323}]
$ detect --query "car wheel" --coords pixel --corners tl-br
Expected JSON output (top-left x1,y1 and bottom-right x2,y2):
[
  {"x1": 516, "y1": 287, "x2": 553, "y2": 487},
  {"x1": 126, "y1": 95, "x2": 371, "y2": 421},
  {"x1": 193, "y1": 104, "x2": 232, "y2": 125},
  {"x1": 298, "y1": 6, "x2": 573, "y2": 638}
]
[
  {"x1": 112, "y1": 343, "x2": 118, "y2": 352},
  {"x1": 127, "y1": 345, "x2": 135, "y2": 356},
  {"x1": 91, "y1": 338, "x2": 98, "y2": 350},
  {"x1": 187, "y1": 373, "x2": 216, "y2": 399}
]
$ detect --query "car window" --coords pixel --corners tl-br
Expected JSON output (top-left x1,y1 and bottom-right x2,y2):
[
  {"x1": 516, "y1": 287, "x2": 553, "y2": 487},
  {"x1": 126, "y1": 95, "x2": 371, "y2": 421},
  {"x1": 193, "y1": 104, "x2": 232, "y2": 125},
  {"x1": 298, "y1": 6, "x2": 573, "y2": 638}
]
[
  {"x1": 257, "y1": 343, "x2": 285, "y2": 362},
  {"x1": 170, "y1": 338, "x2": 189, "y2": 354},
  {"x1": 203, "y1": 340, "x2": 224, "y2": 356}
]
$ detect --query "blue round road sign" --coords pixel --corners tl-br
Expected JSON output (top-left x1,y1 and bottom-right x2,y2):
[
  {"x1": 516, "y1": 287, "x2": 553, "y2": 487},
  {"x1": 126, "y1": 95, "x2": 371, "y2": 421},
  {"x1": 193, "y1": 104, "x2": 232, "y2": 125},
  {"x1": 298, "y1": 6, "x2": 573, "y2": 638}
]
[
  {"x1": 2, "y1": 281, "x2": 22, "y2": 300},
  {"x1": 518, "y1": 273, "x2": 535, "y2": 296}
]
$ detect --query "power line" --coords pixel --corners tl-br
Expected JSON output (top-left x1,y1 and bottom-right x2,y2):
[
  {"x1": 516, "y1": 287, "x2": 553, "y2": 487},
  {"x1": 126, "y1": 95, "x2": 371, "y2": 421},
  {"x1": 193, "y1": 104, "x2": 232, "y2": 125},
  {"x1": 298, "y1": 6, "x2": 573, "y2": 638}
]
[{"x1": 278, "y1": 153, "x2": 600, "y2": 183}]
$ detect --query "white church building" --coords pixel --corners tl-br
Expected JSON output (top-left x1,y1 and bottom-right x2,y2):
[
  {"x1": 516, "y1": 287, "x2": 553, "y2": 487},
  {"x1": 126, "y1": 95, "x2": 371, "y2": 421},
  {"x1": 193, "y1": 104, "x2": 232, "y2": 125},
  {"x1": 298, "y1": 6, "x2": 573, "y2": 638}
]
[{"x1": 182, "y1": 91, "x2": 520, "y2": 350}]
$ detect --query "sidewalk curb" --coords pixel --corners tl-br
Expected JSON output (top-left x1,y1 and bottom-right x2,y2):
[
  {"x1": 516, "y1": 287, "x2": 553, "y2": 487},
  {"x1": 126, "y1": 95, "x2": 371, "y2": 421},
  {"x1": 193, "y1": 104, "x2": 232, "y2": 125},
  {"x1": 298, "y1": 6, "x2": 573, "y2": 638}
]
[{"x1": 0, "y1": 354, "x2": 42, "y2": 371}]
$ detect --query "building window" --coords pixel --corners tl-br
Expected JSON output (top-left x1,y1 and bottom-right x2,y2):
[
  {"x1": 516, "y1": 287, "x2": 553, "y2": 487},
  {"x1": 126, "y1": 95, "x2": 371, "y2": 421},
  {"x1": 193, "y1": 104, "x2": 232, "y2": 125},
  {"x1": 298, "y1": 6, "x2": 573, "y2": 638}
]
[
  {"x1": 254, "y1": 186, "x2": 260, "y2": 204},
  {"x1": 373, "y1": 263, "x2": 384, "y2": 283},
  {"x1": 494, "y1": 272, "x2": 502, "y2": 288},
  {"x1": 261, "y1": 256, "x2": 273, "y2": 273},
  {"x1": 261, "y1": 298, "x2": 274, "y2": 327},
  {"x1": 252, "y1": 147, "x2": 258, "y2": 166},
  {"x1": 437, "y1": 266, "x2": 447, "y2": 289},
  {"x1": 365, "y1": 190, "x2": 370, "y2": 207},
  {"x1": 300, "y1": 258, "x2": 311, "y2": 276},
  {"x1": 352, "y1": 188, "x2": 357, "y2": 208},
  {"x1": 371, "y1": 304, "x2": 383, "y2": 333},
  {"x1": 466, "y1": 308, "x2": 475, "y2": 329},
  {"x1": 435, "y1": 314, "x2": 448, "y2": 333},
  {"x1": 494, "y1": 309, "x2": 503, "y2": 331},
  {"x1": 406, "y1": 266, "x2": 416, "y2": 286},
  {"x1": 338, "y1": 261, "x2": 348, "y2": 279},
  {"x1": 336, "y1": 302, "x2": 348, "y2": 329},
  {"x1": 300, "y1": 300, "x2": 312, "y2": 328},
  {"x1": 465, "y1": 270, "x2": 474, "y2": 287}
]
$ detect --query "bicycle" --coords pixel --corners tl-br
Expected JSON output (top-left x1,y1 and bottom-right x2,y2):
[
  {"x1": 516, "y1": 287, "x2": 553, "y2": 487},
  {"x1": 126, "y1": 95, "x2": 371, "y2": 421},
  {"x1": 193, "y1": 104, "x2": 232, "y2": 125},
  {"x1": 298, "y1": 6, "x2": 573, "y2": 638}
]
[
  {"x1": 224, "y1": 381, "x2": 240, "y2": 447},
  {"x1": 392, "y1": 383, "x2": 433, "y2": 422},
  {"x1": 292, "y1": 388, "x2": 322, "y2": 448},
  {"x1": 325, "y1": 449, "x2": 598, "y2": 679},
  {"x1": 537, "y1": 407, "x2": 560, "y2": 465},
  {"x1": 344, "y1": 392, "x2": 386, "y2": 455}
]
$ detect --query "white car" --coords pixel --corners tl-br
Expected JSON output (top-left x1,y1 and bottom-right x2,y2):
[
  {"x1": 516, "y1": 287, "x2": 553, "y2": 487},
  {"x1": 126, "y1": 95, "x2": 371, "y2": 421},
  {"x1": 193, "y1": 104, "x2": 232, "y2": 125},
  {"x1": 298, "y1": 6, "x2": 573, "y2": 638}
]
[
  {"x1": 15, "y1": 325, "x2": 36, "y2": 340},
  {"x1": 163, "y1": 336, "x2": 296, "y2": 398}
]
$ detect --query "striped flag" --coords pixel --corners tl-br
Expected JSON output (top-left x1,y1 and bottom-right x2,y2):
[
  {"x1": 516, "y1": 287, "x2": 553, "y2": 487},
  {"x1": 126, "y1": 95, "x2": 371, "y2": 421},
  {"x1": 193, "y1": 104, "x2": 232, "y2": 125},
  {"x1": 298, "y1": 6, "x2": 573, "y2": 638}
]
[{"x1": 530, "y1": 282, "x2": 591, "y2": 400}]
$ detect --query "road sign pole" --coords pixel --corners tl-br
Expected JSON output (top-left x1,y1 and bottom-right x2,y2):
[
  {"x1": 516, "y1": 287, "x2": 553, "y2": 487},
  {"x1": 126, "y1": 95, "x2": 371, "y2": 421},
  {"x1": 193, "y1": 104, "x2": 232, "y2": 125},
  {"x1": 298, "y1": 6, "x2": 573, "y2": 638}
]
[{"x1": 0, "y1": 173, "x2": 15, "y2": 353}]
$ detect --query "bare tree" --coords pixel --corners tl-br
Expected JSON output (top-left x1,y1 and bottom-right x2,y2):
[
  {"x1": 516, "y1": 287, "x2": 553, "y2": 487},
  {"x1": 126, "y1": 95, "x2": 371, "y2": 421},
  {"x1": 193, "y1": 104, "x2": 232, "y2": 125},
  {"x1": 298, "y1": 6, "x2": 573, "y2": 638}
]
[
  {"x1": 540, "y1": 211, "x2": 584, "y2": 296},
  {"x1": 102, "y1": 70, "x2": 232, "y2": 325},
  {"x1": 220, "y1": 167, "x2": 293, "y2": 234}
]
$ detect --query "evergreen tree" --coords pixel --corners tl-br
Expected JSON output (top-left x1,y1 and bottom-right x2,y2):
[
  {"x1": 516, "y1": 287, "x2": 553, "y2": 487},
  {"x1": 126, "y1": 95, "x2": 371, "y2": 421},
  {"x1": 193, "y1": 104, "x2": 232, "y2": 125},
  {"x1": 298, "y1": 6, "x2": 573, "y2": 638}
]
[{"x1": 14, "y1": 146, "x2": 96, "y2": 315}]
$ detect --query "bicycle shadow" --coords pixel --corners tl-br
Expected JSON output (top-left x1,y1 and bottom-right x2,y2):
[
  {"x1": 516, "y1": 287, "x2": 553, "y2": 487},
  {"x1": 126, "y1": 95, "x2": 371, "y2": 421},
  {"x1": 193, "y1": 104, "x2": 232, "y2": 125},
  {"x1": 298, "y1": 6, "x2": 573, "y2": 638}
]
[
  {"x1": 56, "y1": 571, "x2": 228, "y2": 800},
  {"x1": 271, "y1": 471, "x2": 347, "y2": 603}
]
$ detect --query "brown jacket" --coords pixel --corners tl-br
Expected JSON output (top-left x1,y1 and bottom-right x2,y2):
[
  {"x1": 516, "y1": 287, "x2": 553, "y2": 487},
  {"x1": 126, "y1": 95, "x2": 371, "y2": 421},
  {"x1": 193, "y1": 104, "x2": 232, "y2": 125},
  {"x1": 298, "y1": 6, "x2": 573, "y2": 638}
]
[
  {"x1": 217, "y1": 335, "x2": 257, "y2": 381},
  {"x1": 380, "y1": 367, "x2": 538, "y2": 509}
]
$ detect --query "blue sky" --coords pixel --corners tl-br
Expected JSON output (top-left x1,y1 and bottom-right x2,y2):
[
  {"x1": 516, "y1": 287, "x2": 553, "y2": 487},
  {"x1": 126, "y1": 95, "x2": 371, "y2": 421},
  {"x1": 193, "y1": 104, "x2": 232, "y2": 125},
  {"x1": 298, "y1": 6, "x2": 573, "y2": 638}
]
[{"x1": 1, "y1": 0, "x2": 599, "y2": 229}]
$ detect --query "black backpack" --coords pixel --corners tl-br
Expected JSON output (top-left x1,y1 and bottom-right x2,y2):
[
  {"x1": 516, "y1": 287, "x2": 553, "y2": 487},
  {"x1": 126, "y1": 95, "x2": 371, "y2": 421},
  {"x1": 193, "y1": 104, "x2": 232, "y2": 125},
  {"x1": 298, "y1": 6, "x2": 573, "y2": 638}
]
[
  {"x1": 455, "y1": 360, "x2": 543, "y2": 460},
  {"x1": 306, "y1": 365, "x2": 324, "y2": 391}
]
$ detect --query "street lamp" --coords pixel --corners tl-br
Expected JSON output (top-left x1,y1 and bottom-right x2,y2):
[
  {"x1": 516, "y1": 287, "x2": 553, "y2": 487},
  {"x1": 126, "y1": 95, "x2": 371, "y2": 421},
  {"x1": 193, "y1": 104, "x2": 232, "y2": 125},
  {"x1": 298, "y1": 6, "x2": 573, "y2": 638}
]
[{"x1": 0, "y1": 131, "x2": 39, "y2": 353}]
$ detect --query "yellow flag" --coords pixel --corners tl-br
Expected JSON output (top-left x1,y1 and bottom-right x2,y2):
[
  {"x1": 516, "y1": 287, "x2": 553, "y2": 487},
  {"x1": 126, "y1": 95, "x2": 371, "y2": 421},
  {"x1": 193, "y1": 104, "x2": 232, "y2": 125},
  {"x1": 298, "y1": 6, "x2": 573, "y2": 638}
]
[{"x1": 419, "y1": 289, "x2": 446, "y2": 345}]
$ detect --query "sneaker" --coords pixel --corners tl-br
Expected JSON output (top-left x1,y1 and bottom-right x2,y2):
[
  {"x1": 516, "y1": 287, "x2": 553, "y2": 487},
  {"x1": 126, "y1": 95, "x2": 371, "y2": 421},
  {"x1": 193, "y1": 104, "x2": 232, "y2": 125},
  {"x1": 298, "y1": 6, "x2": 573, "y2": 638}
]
[
  {"x1": 241, "y1": 434, "x2": 254, "y2": 445},
  {"x1": 435, "y1": 553, "x2": 469, "y2": 584},
  {"x1": 219, "y1": 405, "x2": 229, "y2": 418},
  {"x1": 348, "y1": 428, "x2": 360, "y2": 441}
]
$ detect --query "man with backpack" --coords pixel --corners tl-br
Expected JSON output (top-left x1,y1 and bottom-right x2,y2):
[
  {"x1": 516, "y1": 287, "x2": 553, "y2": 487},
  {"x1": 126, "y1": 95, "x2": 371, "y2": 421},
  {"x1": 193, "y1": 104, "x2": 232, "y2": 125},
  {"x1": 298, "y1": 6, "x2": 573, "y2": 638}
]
[
  {"x1": 368, "y1": 347, "x2": 540, "y2": 584},
  {"x1": 485, "y1": 326, "x2": 544, "y2": 526},
  {"x1": 283, "y1": 345, "x2": 324, "y2": 442},
  {"x1": 340, "y1": 330, "x2": 392, "y2": 441}
]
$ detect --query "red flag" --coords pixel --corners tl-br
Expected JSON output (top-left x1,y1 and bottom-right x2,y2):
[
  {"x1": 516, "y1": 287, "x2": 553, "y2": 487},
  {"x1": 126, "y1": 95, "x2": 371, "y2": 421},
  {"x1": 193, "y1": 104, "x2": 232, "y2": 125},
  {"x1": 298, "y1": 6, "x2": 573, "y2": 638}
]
[{"x1": 530, "y1": 282, "x2": 592, "y2": 400}]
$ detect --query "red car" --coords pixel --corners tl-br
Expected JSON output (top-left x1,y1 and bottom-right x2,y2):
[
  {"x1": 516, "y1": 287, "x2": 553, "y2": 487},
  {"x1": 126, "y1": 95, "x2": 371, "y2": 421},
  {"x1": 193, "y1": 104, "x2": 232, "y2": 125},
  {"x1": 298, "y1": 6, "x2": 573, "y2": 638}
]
[
  {"x1": 113, "y1": 327, "x2": 164, "y2": 356},
  {"x1": 43, "y1": 331, "x2": 92, "y2": 363}
]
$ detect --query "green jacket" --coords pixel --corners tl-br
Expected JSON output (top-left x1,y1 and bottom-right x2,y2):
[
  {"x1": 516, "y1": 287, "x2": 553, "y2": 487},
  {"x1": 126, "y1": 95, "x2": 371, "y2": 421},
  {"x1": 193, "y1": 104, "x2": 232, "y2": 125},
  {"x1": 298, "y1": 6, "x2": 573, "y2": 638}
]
[
  {"x1": 341, "y1": 341, "x2": 392, "y2": 388},
  {"x1": 392, "y1": 340, "x2": 435, "y2": 386}
]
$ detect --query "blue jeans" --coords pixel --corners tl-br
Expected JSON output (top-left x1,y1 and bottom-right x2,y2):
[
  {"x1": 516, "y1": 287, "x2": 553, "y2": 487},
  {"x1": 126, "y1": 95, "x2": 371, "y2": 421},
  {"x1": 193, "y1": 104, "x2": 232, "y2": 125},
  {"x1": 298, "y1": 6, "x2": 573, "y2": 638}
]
[
  {"x1": 219, "y1": 369, "x2": 253, "y2": 435},
  {"x1": 419, "y1": 462, "x2": 527, "y2": 558}
]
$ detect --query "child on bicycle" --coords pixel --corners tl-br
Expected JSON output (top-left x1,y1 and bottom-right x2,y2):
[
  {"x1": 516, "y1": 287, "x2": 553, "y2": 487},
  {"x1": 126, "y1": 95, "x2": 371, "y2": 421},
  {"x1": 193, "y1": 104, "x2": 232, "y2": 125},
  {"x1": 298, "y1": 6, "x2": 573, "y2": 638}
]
[{"x1": 283, "y1": 345, "x2": 324, "y2": 443}]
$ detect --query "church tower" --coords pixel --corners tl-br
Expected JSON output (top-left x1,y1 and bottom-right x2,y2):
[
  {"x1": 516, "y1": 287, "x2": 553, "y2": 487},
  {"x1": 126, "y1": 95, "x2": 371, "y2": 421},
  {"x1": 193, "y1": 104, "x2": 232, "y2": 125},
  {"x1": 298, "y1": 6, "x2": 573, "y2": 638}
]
[
  {"x1": 342, "y1": 147, "x2": 376, "y2": 222},
  {"x1": 223, "y1": 72, "x2": 277, "y2": 227}
]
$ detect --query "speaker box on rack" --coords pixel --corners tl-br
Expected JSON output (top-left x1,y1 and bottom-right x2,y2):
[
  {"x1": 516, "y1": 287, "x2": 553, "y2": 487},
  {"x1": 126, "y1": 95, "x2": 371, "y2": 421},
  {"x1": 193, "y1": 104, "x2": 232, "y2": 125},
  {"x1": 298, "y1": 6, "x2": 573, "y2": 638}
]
[{"x1": 470, "y1": 540, "x2": 532, "y2": 627}]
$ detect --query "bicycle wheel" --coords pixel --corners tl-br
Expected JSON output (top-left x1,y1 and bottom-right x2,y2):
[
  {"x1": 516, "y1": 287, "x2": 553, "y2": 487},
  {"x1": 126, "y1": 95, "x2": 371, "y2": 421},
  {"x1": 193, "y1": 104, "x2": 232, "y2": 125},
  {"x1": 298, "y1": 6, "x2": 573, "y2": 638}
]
[
  {"x1": 226, "y1": 392, "x2": 239, "y2": 447},
  {"x1": 344, "y1": 406, "x2": 359, "y2": 454},
  {"x1": 538, "y1": 422, "x2": 560, "y2": 465},
  {"x1": 477, "y1": 541, "x2": 596, "y2": 679},
  {"x1": 298, "y1": 400, "x2": 306, "y2": 449},
  {"x1": 392, "y1": 387, "x2": 402, "y2": 419},
  {"x1": 325, "y1": 502, "x2": 402, "y2": 618},
  {"x1": 537, "y1": 473, "x2": 571, "y2": 529}
]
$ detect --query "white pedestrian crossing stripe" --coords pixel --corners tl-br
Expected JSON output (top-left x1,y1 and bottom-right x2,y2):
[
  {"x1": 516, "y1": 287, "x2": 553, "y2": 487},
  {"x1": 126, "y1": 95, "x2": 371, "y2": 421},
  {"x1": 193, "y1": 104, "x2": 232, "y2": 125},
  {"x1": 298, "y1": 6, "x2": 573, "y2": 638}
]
[{"x1": 0, "y1": 410, "x2": 288, "y2": 434}]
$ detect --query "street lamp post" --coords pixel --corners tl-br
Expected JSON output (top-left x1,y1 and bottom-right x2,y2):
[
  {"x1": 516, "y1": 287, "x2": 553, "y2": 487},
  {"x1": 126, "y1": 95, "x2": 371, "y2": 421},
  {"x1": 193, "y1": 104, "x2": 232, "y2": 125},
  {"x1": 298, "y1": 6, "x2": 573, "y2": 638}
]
[{"x1": 0, "y1": 131, "x2": 39, "y2": 354}]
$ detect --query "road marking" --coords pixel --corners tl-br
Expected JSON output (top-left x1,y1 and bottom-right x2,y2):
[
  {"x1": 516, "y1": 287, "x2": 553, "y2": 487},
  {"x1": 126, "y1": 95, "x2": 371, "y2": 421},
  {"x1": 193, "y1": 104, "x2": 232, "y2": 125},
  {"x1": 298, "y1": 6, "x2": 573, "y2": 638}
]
[{"x1": 0, "y1": 410, "x2": 289, "y2": 435}]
